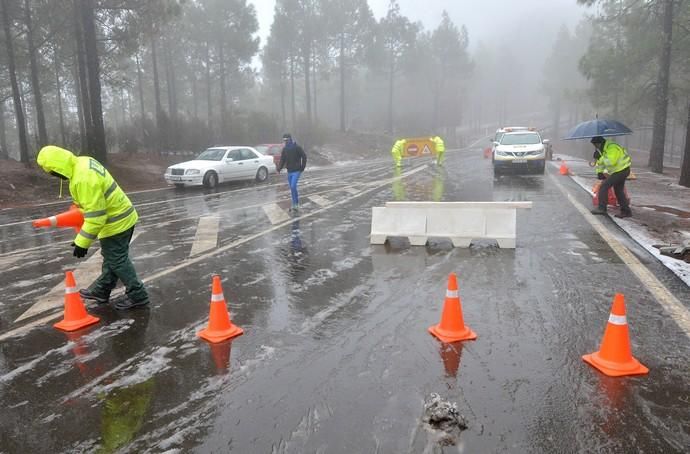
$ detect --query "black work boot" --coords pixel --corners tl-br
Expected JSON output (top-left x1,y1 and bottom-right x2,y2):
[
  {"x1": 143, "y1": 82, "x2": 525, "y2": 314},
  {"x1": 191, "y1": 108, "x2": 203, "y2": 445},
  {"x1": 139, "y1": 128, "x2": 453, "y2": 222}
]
[
  {"x1": 615, "y1": 209, "x2": 632, "y2": 219},
  {"x1": 79, "y1": 289, "x2": 109, "y2": 304},
  {"x1": 112, "y1": 294, "x2": 150, "y2": 311},
  {"x1": 590, "y1": 207, "x2": 608, "y2": 215}
]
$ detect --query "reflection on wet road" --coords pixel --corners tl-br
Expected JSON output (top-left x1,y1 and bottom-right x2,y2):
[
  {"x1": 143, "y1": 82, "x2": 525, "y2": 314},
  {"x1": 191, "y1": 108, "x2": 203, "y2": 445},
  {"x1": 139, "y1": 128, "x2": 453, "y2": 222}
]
[{"x1": 1, "y1": 151, "x2": 689, "y2": 453}]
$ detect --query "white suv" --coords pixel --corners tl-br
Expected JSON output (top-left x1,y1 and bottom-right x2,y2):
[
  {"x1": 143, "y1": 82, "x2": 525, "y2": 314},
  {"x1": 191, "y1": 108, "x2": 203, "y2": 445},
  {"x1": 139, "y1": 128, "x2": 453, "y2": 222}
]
[{"x1": 493, "y1": 130, "x2": 547, "y2": 175}]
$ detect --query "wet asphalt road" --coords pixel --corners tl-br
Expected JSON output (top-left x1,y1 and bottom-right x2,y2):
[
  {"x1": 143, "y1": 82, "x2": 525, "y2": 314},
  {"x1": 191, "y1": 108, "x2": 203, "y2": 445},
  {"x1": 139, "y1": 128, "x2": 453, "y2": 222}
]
[{"x1": 0, "y1": 148, "x2": 689, "y2": 453}]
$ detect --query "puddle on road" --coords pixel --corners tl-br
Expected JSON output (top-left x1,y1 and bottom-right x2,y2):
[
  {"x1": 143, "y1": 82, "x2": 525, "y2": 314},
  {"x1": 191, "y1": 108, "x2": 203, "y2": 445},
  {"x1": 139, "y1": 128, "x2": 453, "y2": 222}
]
[{"x1": 638, "y1": 205, "x2": 690, "y2": 219}]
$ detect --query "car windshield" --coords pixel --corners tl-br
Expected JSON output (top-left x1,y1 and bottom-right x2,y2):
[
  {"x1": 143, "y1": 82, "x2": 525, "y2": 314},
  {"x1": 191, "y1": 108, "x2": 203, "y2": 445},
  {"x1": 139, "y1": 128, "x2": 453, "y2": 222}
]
[
  {"x1": 254, "y1": 145, "x2": 269, "y2": 154},
  {"x1": 494, "y1": 132, "x2": 505, "y2": 142},
  {"x1": 196, "y1": 148, "x2": 226, "y2": 161},
  {"x1": 500, "y1": 133, "x2": 541, "y2": 145}
]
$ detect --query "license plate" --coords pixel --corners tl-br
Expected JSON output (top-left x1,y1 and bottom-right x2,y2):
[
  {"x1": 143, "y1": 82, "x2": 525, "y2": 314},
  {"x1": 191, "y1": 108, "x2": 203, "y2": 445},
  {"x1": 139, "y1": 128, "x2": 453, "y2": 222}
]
[
  {"x1": 170, "y1": 176, "x2": 182, "y2": 181},
  {"x1": 512, "y1": 159, "x2": 527, "y2": 164}
]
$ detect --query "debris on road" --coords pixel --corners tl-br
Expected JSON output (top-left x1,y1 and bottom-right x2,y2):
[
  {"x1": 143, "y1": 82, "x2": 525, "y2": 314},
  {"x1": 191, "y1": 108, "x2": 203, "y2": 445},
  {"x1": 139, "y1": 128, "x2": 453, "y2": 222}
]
[
  {"x1": 423, "y1": 393, "x2": 467, "y2": 446},
  {"x1": 654, "y1": 240, "x2": 690, "y2": 263}
]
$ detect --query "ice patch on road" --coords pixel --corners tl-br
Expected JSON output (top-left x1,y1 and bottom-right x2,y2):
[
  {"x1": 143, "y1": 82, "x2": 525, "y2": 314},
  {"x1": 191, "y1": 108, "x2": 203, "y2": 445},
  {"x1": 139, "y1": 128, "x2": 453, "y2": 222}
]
[
  {"x1": 302, "y1": 269, "x2": 337, "y2": 288},
  {"x1": 333, "y1": 257, "x2": 362, "y2": 271},
  {"x1": 0, "y1": 343, "x2": 73, "y2": 383},
  {"x1": 90, "y1": 346, "x2": 174, "y2": 395},
  {"x1": 242, "y1": 273, "x2": 267, "y2": 287}
]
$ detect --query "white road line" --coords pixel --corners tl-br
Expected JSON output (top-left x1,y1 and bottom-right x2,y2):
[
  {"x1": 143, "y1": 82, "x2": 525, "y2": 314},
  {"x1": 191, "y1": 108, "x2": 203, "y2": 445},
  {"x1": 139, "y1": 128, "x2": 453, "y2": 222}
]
[
  {"x1": 0, "y1": 165, "x2": 429, "y2": 339},
  {"x1": 345, "y1": 187, "x2": 359, "y2": 195},
  {"x1": 13, "y1": 232, "x2": 142, "y2": 323},
  {"x1": 262, "y1": 203, "x2": 290, "y2": 225},
  {"x1": 550, "y1": 174, "x2": 690, "y2": 337},
  {"x1": 309, "y1": 195, "x2": 330, "y2": 207},
  {"x1": 188, "y1": 216, "x2": 219, "y2": 256}
]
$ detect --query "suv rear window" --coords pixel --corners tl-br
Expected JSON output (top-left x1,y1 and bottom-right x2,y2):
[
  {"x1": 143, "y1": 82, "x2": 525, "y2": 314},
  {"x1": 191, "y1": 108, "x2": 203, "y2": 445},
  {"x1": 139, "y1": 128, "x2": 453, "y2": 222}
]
[{"x1": 500, "y1": 133, "x2": 541, "y2": 145}]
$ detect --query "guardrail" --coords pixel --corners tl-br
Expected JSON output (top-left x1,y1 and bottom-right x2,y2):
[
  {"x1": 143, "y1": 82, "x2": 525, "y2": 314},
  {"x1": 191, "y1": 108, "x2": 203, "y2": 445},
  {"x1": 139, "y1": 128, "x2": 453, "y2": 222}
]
[{"x1": 370, "y1": 201, "x2": 533, "y2": 248}]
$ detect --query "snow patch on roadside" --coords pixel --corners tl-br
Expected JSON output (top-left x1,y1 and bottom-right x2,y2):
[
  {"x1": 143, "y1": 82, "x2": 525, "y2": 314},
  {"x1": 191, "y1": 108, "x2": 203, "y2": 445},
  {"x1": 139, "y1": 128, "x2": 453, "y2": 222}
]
[{"x1": 566, "y1": 166, "x2": 690, "y2": 287}]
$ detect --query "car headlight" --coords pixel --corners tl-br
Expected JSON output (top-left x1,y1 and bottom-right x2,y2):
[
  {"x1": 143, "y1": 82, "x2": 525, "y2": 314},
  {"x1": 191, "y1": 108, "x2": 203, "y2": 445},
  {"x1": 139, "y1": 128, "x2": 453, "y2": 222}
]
[
  {"x1": 496, "y1": 151, "x2": 507, "y2": 156},
  {"x1": 185, "y1": 169, "x2": 200, "y2": 175}
]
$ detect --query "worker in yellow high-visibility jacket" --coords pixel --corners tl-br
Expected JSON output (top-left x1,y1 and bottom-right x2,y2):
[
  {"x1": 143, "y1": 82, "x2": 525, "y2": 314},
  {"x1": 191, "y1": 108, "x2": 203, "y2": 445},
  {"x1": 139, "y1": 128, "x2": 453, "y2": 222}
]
[
  {"x1": 36, "y1": 146, "x2": 149, "y2": 310},
  {"x1": 430, "y1": 135, "x2": 445, "y2": 166},
  {"x1": 391, "y1": 139, "x2": 406, "y2": 167}
]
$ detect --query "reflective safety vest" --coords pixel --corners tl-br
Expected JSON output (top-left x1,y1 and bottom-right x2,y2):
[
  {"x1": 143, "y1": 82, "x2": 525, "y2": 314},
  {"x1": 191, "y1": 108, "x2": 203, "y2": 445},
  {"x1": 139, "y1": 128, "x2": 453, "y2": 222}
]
[
  {"x1": 595, "y1": 140, "x2": 631, "y2": 175},
  {"x1": 431, "y1": 136, "x2": 445, "y2": 153},
  {"x1": 391, "y1": 139, "x2": 405, "y2": 158},
  {"x1": 36, "y1": 146, "x2": 138, "y2": 248}
]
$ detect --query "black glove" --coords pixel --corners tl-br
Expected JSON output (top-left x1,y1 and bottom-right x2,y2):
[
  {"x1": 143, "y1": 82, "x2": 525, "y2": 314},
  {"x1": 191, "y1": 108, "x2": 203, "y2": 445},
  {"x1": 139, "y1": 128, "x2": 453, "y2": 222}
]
[
  {"x1": 597, "y1": 172, "x2": 606, "y2": 180},
  {"x1": 71, "y1": 243, "x2": 88, "y2": 258},
  {"x1": 593, "y1": 150, "x2": 602, "y2": 161}
]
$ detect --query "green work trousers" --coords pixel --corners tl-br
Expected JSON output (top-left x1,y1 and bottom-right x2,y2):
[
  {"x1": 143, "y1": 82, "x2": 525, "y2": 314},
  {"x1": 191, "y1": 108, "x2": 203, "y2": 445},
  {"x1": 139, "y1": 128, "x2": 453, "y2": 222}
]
[{"x1": 90, "y1": 227, "x2": 148, "y2": 303}]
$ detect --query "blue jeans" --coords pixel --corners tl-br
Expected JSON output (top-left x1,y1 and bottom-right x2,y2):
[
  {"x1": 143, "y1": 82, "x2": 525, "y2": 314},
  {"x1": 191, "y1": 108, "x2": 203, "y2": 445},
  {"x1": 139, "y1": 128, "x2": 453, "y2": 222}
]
[{"x1": 287, "y1": 171, "x2": 301, "y2": 206}]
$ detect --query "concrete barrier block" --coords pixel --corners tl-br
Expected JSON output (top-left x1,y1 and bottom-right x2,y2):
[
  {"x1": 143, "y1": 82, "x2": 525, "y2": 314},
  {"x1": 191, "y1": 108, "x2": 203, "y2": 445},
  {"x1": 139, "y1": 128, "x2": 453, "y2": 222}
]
[{"x1": 370, "y1": 207, "x2": 427, "y2": 245}]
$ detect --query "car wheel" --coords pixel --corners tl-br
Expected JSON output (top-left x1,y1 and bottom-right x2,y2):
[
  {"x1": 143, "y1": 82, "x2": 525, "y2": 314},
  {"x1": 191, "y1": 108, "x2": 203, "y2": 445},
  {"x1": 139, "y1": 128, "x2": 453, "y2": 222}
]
[
  {"x1": 493, "y1": 166, "x2": 501, "y2": 176},
  {"x1": 203, "y1": 171, "x2": 218, "y2": 188},
  {"x1": 537, "y1": 160, "x2": 546, "y2": 174},
  {"x1": 174, "y1": 183, "x2": 185, "y2": 189},
  {"x1": 255, "y1": 166, "x2": 269, "y2": 182}
]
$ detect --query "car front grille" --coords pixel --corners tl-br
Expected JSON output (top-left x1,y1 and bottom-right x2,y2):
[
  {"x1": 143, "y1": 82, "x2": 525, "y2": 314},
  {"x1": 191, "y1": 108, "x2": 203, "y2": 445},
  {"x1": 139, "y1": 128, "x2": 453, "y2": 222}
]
[{"x1": 171, "y1": 168, "x2": 184, "y2": 176}]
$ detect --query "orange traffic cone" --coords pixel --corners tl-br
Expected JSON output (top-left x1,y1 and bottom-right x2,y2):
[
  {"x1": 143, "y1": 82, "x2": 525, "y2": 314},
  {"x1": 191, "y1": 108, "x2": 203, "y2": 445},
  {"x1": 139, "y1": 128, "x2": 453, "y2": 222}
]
[
  {"x1": 54, "y1": 271, "x2": 100, "y2": 332},
  {"x1": 428, "y1": 273, "x2": 477, "y2": 343},
  {"x1": 33, "y1": 204, "x2": 84, "y2": 232},
  {"x1": 582, "y1": 293, "x2": 648, "y2": 377},
  {"x1": 559, "y1": 161, "x2": 570, "y2": 175},
  {"x1": 197, "y1": 275, "x2": 244, "y2": 343}
]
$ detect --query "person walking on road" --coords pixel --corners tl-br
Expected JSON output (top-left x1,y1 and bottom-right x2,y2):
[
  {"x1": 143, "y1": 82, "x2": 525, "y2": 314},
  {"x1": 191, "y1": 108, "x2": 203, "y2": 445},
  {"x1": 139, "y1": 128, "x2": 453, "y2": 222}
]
[
  {"x1": 277, "y1": 133, "x2": 307, "y2": 212},
  {"x1": 391, "y1": 138, "x2": 405, "y2": 167},
  {"x1": 36, "y1": 145, "x2": 149, "y2": 310},
  {"x1": 589, "y1": 136, "x2": 632, "y2": 218},
  {"x1": 430, "y1": 135, "x2": 445, "y2": 166}
]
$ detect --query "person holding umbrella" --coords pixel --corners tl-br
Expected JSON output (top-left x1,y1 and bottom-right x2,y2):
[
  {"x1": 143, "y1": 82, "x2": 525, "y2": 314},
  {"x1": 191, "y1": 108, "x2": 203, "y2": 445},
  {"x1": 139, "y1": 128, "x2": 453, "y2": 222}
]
[
  {"x1": 563, "y1": 118, "x2": 634, "y2": 218},
  {"x1": 590, "y1": 136, "x2": 632, "y2": 218}
]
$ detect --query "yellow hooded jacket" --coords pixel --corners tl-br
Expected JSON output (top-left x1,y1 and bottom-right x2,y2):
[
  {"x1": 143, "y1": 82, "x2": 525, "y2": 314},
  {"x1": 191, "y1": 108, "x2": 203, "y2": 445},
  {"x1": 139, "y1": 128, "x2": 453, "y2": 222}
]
[{"x1": 37, "y1": 146, "x2": 138, "y2": 249}]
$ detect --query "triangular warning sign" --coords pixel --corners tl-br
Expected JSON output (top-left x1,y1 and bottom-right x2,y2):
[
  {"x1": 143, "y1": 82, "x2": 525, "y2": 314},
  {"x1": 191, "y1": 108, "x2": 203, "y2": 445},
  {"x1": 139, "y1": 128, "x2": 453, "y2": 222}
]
[{"x1": 422, "y1": 144, "x2": 431, "y2": 155}]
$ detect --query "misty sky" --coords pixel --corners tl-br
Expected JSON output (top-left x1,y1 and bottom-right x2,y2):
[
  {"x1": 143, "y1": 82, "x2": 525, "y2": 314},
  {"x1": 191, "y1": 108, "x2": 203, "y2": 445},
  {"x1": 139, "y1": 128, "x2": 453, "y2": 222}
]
[{"x1": 251, "y1": 0, "x2": 588, "y2": 52}]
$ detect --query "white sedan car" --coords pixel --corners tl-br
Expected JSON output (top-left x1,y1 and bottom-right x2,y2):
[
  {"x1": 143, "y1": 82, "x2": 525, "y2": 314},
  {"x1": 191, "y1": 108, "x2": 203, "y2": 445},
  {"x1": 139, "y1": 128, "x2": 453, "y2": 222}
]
[{"x1": 164, "y1": 146, "x2": 275, "y2": 188}]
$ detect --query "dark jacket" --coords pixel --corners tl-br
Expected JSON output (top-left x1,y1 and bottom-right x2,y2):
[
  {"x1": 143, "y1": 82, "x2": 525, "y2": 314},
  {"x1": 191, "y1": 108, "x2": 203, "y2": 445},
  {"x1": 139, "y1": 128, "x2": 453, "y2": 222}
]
[{"x1": 278, "y1": 142, "x2": 307, "y2": 172}]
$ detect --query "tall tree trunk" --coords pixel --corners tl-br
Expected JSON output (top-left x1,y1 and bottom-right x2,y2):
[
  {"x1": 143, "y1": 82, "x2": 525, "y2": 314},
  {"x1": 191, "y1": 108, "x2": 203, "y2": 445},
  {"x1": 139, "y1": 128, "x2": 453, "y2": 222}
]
[
  {"x1": 54, "y1": 46, "x2": 66, "y2": 145},
  {"x1": 80, "y1": 0, "x2": 106, "y2": 163},
  {"x1": 135, "y1": 52, "x2": 146, "y2": 140},
  {"x1": 339, "y1": 34, "x2": 345, "y2": 132},
  {"x1": 679, "y1": 99, "x2": 690, "y2": 188},
  {"x1": 2, "y1": 0, "x2": 30, "y2": 164},
  {"x1": 218, "y1": 39, "x2": 227, "y2": 137},
  {"x1": 280, "y1": 77, "x2": 286, "y2": 132},
  {"x1": 23, "y1": 0, "x2": 47, "y2": 147},
  {"x1": 205, "y1": 42, "x2": 213, "y2": 134},
  {"x1": 151, "y1": 33, "x2": 162, "y2": 150},
  {"x1": 191, "y1": 71, "x2": 198, "y2": 120},
  {"x1": 165, "y1": 40, "x2": 178, "y2": 131},
  {"x1": 387, "y1": 52, "x2": 394, "y2": 134},
  {"x1": 0, "y1": 100, "x2": 8, "y2": 158},
  {"x1": 312, "y1": 48, "x2": 317, "y2": 121},
  {"x1": 74, "y1": 4, "x2": 91, "y2": 153},
  {"x1": 72, "y1": 54, "x2": 86, "y2": 152},
  {"x1": 649, "y1": 0, "x2": 674, "y2": 173},
  {"x1": 290, "y1": 54, "x2": 296, "y2": 131},
  {"x1": 303, "y1": 46, "x2": 312, "y2": 128},
  {"x1": 552, "y1": 97, "x2": 561, "y2": 142}
]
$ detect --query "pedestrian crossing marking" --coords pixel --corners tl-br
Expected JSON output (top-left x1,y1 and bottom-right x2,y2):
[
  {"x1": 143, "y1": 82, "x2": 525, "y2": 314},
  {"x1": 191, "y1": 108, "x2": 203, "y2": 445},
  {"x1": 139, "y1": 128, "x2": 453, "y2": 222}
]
[
  {"x1": 189, "y1": 216, "x2": 220, "y2": 256},
  {"x1": 262, "y1": 203, "x2": 290, "y2": 225},
  {"x1": 309, "y1": 195, "x2": 330, "y2": 207}
]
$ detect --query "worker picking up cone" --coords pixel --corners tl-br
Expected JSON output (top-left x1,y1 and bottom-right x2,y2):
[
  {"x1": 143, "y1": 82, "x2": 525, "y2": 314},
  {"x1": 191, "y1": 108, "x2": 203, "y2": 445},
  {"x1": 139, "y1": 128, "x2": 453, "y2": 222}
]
[
  {"x1": 32, "y1": 204, "x2": 84, "y2": 232},
  {"x1": 429, "y1": 272, "x2": 477, "y2": 343},
  {"x1": 198, "y1": 275, "x2": 244, "y2": 343},
  {"x1": 54, "y1": 271, "x2": 100, "y2": 332},
  {"x1": 582, "y1": 293, "x2": 648, "y2": 377}
]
